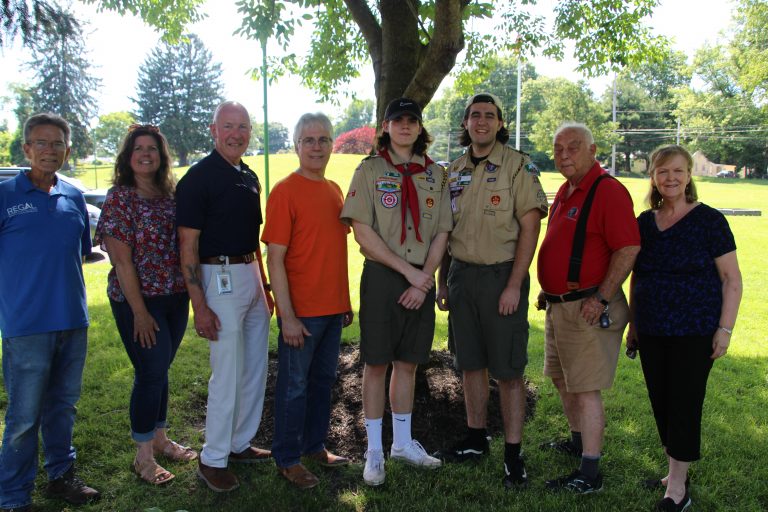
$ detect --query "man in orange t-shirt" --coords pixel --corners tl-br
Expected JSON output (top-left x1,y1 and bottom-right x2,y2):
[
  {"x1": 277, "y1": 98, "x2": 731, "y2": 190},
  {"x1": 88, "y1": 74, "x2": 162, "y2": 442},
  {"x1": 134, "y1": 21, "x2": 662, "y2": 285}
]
[{"x1": 261, "y1": 112, "x2": 353, "y2": 490}]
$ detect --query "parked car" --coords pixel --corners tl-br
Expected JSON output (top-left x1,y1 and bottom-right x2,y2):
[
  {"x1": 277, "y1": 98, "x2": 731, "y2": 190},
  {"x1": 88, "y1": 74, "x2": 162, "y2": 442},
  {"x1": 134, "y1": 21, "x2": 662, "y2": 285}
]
[
  {"x1": 716, "y1": 170, "x2": 736, "y2": 178},
  {"x1": 0, "y1": 167, "x2": 101, "y2": 243}
]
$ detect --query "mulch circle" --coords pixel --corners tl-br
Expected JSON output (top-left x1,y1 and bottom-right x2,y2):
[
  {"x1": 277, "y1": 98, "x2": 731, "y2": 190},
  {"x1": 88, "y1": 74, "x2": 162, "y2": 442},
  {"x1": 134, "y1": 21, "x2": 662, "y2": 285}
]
[{"x1": 250, "y1": 344, "x2": 538, "y2": 462}]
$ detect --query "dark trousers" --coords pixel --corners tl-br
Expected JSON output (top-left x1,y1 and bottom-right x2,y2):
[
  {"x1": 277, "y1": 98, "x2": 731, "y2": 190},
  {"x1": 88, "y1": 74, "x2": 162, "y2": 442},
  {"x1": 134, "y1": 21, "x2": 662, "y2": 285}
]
[
  {"x1": 639, "y1": 334, "x2": 714, "y2": 462},
  {"x1": 110, "y1": 293, "x2": 189, "y2": 441}
]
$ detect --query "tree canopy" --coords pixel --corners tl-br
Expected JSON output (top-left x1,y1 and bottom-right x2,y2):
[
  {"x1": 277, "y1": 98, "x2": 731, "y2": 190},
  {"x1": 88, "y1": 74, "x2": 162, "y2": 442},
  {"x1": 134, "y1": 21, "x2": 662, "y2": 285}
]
[
  {"x1": 92, "y1": 111, "x2": 136, "y2": 157},
  {"x1": 134, "y1": 34, "x2": 223, "y2": 166}
]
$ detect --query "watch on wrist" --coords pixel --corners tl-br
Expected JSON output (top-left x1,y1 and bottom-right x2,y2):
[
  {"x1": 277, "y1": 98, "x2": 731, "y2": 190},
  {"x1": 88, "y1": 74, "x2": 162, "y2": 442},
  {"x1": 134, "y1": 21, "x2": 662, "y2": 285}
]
[{"x1": 718, "y1": 326, "x2": 733, "y2": 335}]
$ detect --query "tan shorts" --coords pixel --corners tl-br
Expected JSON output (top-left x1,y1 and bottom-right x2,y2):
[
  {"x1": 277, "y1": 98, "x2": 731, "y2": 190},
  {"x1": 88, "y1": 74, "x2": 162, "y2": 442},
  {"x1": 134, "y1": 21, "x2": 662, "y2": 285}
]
[{"x1": 543, "y1": 292, "x2": 629, "y2": 393}]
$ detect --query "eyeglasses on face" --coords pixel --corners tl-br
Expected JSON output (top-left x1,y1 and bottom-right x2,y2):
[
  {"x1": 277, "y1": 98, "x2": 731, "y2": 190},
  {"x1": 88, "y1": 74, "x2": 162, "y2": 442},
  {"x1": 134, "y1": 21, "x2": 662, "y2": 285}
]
[
  {"x1": 299, "y1": 136, "x2": 332, "y2": 148},
  {"x1": 27, "y1": 140, "x2": 67, "y2": 151}
]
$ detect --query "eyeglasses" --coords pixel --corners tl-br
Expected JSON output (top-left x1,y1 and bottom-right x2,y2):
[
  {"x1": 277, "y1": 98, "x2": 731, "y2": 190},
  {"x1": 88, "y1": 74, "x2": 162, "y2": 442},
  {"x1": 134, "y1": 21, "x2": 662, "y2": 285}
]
[
  {"x1": 299, "y1": 136, "x2": 332, "y2": 148},
  {"x1": 128, "y1": 123, "x2": 160, "y2": 133},
  {"x1": 236, "y1": 169, "x2": 261, "y2": 195},
  {"x1": 27, "y1": 140, "x2": 67, "y2": 151}
]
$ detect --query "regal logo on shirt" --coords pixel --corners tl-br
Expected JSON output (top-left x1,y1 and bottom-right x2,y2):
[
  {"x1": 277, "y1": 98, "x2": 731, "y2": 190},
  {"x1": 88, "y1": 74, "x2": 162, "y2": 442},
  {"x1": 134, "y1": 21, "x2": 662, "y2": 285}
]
[{"x1": 6, "y1": 202, "x2": 38, "y2": 218}]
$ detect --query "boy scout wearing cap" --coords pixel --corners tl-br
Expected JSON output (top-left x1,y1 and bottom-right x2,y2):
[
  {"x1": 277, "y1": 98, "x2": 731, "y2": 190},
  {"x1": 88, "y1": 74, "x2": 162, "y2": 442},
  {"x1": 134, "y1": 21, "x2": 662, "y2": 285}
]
[
  {"x1": 340, "y1": 97, "x2": 452, "y2": 486},
  {"x1": 435, "y1": 93, "x2": 548, "y2": 489}
]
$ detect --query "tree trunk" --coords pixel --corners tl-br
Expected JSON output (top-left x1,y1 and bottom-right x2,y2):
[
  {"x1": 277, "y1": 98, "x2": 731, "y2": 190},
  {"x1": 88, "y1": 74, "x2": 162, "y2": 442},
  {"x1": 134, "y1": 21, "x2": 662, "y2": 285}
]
[{"x1": 178, "y1": 151, "x2": 189, "y2": 167}]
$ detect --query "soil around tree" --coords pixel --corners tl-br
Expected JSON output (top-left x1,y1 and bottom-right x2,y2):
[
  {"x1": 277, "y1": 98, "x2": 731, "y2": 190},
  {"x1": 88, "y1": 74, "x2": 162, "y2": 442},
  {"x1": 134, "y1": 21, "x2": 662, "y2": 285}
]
[{"x1": 246, "y1": 345, "x2": 538, "y2": 462}]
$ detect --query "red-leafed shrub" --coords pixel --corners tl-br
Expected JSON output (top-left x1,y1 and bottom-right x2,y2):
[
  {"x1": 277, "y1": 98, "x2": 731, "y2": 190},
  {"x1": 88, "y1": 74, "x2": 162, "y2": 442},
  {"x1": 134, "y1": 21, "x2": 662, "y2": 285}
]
[{"x1": 333, "y1": 126, "x2": 376, "y2": 154}]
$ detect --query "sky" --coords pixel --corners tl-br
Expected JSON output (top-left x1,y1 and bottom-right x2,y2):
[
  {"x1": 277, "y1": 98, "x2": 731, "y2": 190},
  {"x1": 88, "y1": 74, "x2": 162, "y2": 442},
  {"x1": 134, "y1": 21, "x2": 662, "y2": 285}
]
[{"x1": 0, "y1": 0, "x2": 736, "y2": 133}]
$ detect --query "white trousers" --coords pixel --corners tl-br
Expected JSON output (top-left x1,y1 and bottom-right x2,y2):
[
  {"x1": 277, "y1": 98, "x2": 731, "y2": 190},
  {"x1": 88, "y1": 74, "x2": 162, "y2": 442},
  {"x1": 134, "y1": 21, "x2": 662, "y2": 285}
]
[{"x1": 199, "y1": 261, "x2": 270, "y2": 468}]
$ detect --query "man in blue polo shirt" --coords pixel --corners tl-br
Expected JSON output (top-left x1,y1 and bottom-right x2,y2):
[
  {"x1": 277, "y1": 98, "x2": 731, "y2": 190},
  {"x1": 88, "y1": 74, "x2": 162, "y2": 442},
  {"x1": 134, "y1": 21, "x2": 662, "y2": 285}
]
[{"x1": 0, "y1": 113, "x2": 100, "y2": 512}]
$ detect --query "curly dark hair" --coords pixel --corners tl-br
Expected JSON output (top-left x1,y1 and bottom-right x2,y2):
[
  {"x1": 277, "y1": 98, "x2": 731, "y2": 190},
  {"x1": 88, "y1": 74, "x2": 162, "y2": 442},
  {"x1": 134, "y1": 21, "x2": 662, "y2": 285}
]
[
  {"x1": 113, "y1": 124, "x2": 175, "y2": 196},
  {"x1": 458, "y1": 101, "x2": 510, "y2": 147},
  {"x1": 375, "y1": 124, "x2": 433, "y2": 156}
]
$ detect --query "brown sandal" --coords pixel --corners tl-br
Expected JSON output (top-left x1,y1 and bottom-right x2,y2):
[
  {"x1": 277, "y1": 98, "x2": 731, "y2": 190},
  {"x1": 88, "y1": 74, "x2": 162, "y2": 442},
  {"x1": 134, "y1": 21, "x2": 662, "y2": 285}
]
[
  {"x1": 154, "y1": 440, "x2": 198, "y2": 462},
  {"x1": 133, "y1": 458, "x2": 175, "y2": 485}
]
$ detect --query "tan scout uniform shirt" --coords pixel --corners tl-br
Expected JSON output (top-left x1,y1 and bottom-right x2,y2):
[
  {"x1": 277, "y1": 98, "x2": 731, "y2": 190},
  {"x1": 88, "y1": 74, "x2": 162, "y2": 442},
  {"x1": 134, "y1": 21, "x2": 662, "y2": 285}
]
[
  {"x1": 341, "y1": 152, "x2": 453, "y2": 266},
  {"x1": 448, "y1": 142, "x2": 548, "y2": 265}
]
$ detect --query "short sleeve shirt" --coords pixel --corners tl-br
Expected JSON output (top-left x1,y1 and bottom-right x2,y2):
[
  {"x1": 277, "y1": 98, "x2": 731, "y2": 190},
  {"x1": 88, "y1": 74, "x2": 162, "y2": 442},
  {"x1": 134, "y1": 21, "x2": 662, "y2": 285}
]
[
  {"x1": 176, "y1": 150, "x2": 263, "y2": 258},
  {"x1": 0, "y1": 172, "x2": 90, "y2": 337},
  {"x1": 94, "y1": 186, "x2": 187, "y2": 302},
  {"x1": 340, "y1": 153, "x2": 453, "y2": 266},
  {"x1": 261, "y1": 172, "x2": 351, "y2": 317},
  {"x1": 633, "y1": 204, "x2": 736, "y2": 336},
  {"x1": 448, "y1": 142, "x2": 548, "y2": 265},
  {"x1": 537, "y1": 163, "x2": 640, "y2": 294}
]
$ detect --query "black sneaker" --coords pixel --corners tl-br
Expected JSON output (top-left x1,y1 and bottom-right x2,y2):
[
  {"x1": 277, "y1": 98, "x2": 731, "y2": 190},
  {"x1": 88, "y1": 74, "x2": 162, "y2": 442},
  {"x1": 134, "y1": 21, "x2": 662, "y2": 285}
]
[
  {"x1": 642, "y1": 476, "x2": 690, "y2": 491},
  {"x1": 540, "y1": 438, "x2": 581, "y2": 458},
  {"x1": 655, "y1": 491, "x2": 692, "y2": 511},
  {"x1": 432, "y1": 435, "x2": 489, "y2": 463},
  {"x1": 45, "y1": 466, "x2": 100, "y2": 505},
  {"x1": 502, "y1": 457, "x2": 528, "y2": 489},
  {"x1": 546, "y1": 469, "x2": 603, "y2": 494}
]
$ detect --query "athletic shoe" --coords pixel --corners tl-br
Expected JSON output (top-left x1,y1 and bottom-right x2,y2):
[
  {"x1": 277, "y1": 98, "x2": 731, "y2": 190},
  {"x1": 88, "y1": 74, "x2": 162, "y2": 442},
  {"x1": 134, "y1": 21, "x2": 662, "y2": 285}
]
[
  {"x1": 540, "y1": 438, "x2": 581, "y2": 458},
  {"x1": 363, "y1": 449, "x2": 385, "y2": 486},
  {"x1": 546, "y1": 469, "x2": 603, "y2": 494},
  {"x1": 502, "y1": 456, "x2": 528, "y2": 489},
  {"x1": 390, "y1": 440, "x2": 441, "y2": 469},
  {"x1": 433, "y1": 435, "x2": 490, "y2": 463},
  {"x1": 655, "y1": 491, "x2": 692, "y2": 511}
]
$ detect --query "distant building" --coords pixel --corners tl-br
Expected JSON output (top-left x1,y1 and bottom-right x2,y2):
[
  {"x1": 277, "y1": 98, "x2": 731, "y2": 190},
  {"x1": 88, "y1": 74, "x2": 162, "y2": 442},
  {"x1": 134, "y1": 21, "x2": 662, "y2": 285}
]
[{"x1": 692, "y1": 151, "x2": 738, "y2": 177}]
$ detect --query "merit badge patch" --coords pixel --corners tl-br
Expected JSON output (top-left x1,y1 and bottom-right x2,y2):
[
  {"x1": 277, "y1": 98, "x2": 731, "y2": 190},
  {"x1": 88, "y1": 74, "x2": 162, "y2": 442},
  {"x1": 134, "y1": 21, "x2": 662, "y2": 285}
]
[
  {"x1": 376, "y1": 178, "x2": 401, "y2": 193},
  {"x1": 490, "y1": 195, "x2": 501, "y2": 206},
  {"x1": 425, "y1": 197, "x2": 434, "y2": 208},
  {"x1": 485, "y1": 162, "x2": 498, "y2": 173},
  {"x1": 567, "y1": 206, "x2": 579, "y2": 219},
  {"x1": 381, "y1": 192, "x2": 399, "y2": 208}
]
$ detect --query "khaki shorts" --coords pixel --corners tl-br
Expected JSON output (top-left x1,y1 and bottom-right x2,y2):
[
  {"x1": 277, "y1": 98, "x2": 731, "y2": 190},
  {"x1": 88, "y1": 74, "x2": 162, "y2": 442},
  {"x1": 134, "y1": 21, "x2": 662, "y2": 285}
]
[
  {"x1": 359, "y1": 260, "x2": 436, "y2": 365},
  {"x1": 543, "y1": 292, "x2": 629, "y2": 393}
]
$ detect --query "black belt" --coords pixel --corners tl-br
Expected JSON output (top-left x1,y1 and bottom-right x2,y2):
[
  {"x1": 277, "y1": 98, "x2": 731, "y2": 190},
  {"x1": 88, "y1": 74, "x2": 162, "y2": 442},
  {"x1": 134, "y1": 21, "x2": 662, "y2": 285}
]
[
  {"x1": 543, "y1": 286, "x2": 598, "y2": 304},
  {"x1": 200, "y1": 253, "x2": 256, "y2": 265}
]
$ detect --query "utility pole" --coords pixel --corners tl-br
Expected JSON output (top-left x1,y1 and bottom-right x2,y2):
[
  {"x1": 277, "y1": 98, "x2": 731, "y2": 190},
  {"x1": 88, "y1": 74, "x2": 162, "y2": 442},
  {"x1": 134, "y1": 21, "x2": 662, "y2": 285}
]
[
  {"x1": 261, "y1": 39, "x2": 270, "y2": 197},
  {"x1": 611, "y1": 75, "x2": 617, "y2": 176},
  {"x1": 515, "y1": 58, "x2": 522, "y2": 150}
]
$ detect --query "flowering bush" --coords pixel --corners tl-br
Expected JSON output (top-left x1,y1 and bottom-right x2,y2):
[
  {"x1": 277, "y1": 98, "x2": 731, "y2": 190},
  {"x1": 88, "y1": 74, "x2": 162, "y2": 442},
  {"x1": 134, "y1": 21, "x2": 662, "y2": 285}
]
[{"x1": 333, "y1": 126, "x2": 376, "y2": 154}]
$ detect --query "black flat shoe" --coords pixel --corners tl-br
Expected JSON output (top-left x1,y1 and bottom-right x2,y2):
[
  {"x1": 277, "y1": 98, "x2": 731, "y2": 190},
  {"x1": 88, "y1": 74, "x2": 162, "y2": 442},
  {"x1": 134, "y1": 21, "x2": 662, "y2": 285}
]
[
  {"x1": 655, "y1": 490, "x2": 691, "y2": 511},
  {"x1": 642, "y1": 476, "x2": 690, "y2": 490}
]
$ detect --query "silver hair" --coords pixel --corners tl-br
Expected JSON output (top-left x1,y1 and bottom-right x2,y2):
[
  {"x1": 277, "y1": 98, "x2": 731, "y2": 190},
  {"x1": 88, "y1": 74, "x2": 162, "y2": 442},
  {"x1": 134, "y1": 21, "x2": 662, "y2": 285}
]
[
  {"x1": 553, "y1": 122, "x2": 595, "y2": 145},
  {"x1": 212, "y1": 101, "x2": 250, "y2": 125},
  {"x1": 293, "y1": 112, "x2": 333, "y2": 148}
]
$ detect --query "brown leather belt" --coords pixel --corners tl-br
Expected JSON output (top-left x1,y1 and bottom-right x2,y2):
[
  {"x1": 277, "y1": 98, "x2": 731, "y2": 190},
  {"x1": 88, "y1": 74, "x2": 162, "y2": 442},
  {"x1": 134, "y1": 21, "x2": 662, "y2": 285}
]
[{"x1": 200, "y1": 253, "x2": 256, "y2": 265}]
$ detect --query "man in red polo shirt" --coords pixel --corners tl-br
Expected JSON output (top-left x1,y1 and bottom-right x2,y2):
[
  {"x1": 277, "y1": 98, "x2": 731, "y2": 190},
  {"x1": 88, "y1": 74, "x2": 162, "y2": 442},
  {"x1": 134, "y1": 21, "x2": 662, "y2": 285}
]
[{"x1": 537, "y1": 122, "x2": 640, "y2": 494}]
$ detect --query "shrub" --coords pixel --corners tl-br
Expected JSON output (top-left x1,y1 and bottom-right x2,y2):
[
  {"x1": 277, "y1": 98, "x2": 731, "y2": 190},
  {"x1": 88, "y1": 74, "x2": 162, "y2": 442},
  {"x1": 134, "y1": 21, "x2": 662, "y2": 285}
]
[{"x1": 333, "y1": 126, "x2": 376, "y2": 154}]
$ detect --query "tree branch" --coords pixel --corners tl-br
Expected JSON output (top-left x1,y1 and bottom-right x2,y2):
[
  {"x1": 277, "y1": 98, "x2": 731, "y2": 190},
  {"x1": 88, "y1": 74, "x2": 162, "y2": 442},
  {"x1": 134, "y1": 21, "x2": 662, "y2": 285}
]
[{"x1": 406, "y1": 0, "x2": 464, "y2": 105}]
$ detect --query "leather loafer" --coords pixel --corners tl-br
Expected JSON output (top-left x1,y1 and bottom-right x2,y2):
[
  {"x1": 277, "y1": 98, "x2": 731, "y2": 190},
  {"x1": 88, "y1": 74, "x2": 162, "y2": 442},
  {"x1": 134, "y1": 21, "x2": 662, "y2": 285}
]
[
  {"x1": 305, "y1": 449, "x2": 349, "y2": 467},
  {"x1": 197, "y1": 460, "x2": 239, "y2": 492},
  {"x1": 229, "y1": 446, "x2": 271, "y2": 464},
  {"x1": 279, "y1": 463, "x2": 320, "y2": 490}
]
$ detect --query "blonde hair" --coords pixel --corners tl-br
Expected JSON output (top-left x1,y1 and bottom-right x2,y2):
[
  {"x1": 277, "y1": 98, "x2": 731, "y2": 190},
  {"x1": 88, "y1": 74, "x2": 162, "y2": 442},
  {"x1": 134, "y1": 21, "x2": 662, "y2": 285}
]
[{"x1": 646, "y1": 144, "x2": 697, "y2": 209}]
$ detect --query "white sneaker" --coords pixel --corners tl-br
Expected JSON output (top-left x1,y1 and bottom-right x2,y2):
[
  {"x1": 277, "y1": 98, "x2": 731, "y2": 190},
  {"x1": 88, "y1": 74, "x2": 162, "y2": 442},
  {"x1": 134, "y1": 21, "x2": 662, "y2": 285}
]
[
  {"x1": 390, "y1": 439, "x2": 442, "y2": 469},
  {"x1": 363, "y1": 449, "x2": 385, "y2": 486}
]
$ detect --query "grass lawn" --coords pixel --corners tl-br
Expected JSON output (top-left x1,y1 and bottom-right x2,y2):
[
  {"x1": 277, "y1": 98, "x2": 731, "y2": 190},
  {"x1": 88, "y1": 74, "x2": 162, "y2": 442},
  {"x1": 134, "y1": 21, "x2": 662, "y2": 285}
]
[{"x1": 2, "y1": 154, "x2": 767, "y2": 511}]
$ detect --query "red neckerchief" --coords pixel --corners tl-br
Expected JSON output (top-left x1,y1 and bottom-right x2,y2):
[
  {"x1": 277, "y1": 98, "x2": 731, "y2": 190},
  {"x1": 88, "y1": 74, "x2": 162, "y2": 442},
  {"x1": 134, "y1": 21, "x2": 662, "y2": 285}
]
[{"x1": 379, "y1": 148, "x2": 434, "y2": 244}]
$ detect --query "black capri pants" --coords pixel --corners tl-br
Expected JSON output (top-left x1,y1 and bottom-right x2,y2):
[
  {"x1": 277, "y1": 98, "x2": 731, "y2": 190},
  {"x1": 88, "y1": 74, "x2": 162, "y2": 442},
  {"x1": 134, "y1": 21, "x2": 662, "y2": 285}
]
[{"x1": 638, "y1": 334, "x2": 714, "y2": 462}]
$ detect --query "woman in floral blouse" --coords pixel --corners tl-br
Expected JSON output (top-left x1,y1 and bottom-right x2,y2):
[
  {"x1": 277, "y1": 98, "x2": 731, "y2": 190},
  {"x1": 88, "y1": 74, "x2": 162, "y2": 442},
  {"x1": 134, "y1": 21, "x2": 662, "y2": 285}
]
[{"x1": 95, "y1": 124, "x2": 195, "y2": 485}]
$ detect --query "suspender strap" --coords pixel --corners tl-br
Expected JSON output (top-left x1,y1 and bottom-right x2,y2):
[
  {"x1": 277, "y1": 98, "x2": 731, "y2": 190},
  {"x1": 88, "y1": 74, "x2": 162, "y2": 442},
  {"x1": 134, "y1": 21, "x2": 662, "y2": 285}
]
[{"x1": 566, "y1": 173, "x2": 613, "y2": 290}]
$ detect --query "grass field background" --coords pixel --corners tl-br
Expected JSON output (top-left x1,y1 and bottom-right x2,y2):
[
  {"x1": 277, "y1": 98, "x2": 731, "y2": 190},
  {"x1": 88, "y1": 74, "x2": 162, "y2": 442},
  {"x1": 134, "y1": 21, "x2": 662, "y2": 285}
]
[{"x1": 2, "y1": 154, "x2": 767, "y2": 511}]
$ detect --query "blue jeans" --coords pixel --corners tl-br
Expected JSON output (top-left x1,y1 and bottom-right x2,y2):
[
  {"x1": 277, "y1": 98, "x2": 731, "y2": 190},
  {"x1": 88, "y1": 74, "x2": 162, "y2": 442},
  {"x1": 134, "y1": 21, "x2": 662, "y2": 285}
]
[
  {"x1": 110, "y1": 293, "x2": 189, "y2": 441},
  {"x1": 271, "y1": 314, "x2": 343, "y2": 468},
  {"x1": 0, "y1": 328, "x2": 88, "y2": 509}
]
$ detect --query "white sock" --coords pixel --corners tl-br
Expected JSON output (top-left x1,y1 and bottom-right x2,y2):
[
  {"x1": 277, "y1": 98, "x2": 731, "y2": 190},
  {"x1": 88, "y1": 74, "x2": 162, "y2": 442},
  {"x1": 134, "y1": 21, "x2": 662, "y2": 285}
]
[
  {"x1": 365, "y1": 417, "x2": 383, "y2": 452},
  {"x1": 392, "y1": 412, "x2": 412, "y2": 450}
]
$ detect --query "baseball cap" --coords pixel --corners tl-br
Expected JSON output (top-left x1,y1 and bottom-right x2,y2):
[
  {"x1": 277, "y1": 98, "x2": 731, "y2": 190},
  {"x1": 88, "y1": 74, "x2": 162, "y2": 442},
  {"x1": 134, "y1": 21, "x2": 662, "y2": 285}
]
[
  {"x1": 384, "y1": 97, "x2": 422, "y2": 122},
  {"x1": 467, "y1": 92, "x2": 503, "y2": 110}
]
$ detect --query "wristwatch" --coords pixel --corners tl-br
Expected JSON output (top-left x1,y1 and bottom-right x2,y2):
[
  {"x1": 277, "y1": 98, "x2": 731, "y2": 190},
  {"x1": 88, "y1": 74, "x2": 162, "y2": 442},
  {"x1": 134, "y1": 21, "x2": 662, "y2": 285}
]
[
  {"x1": 718, "y1": 326, "x2": 733, "y2": 335},
  {"x1": 594, "y1": 291, "x2": 609, "y2": 306}
]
